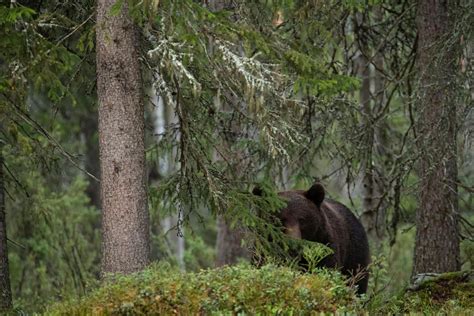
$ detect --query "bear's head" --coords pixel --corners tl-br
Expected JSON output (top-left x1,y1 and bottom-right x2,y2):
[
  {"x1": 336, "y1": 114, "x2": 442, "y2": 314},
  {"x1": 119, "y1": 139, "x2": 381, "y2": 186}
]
[{"x1": 253, "y1": 183, "x2": 328, "y2": 244}]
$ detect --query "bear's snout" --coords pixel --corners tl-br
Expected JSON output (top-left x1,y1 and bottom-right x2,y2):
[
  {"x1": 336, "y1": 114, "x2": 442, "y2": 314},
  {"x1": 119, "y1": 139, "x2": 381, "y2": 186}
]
[{"x1": 283, "y1": 221, "x2": 302, "y2": 239}]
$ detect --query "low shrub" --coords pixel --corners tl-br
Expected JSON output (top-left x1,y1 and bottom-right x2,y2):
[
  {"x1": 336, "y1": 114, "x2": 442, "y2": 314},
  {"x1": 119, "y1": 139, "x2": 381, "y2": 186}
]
[{"x1": 47, "y1": 263, "x2": 358, "y2": 315}]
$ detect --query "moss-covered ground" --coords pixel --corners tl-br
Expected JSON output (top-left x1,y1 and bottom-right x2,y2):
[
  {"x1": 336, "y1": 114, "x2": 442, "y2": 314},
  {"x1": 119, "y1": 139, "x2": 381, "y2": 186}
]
[
  {"x1": 46, "y1": 265, "x2": 473, "y2": 315},
  {"x1": 46, "y1": 263, "x2": 357, "y2": 315},
  {"x1": 399, "y1": 271, "x2": 473, "y2": 314}
]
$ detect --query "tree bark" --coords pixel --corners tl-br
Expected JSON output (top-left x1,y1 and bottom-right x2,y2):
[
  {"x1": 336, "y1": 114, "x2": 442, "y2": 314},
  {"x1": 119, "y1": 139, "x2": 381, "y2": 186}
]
[
  {"x1": 96, "y1": 0, "x2": 150, "y2": 275},
  {"x1": 155, "y1": 93, "x2": 185, "y2": 269},
  {"x1": 355, "y1": 12, "x2": 380, "y2": 244},
  {"x1": 0, "y1": 141, "x2": 13, "y2": 311},
  {"x1": 413, "y1": 0, "x2": 460, "y2": 276},
  {"x1": 215, "y1": 216, "x2": 249, "y2": 266},
  {"x1": 371, "y1": 5, "x2": 388, "y2": 244},
  {"x1": 355, "y1": 9, "x2": 388, "y2": 247},
  {"x1": 357, "y1": 49, "x2": 378, "y2": 240}
]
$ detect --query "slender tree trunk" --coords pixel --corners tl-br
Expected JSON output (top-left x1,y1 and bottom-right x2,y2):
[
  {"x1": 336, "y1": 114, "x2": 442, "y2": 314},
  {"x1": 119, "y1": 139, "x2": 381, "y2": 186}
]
[
  {"x1": 0, "y1": 141, "x2": 13, "y2": 311},
  {"x1": 355, "y1": 13, "x2": 379, "y2": 243},
  {"x1": 413, "y1": 0, "x2": 460, "y2": 276},
  {"x1": 355, "y1": 10, "x2": 387, "y2": 247},
  {"x1": 163, "y1": 94, "x2": 185, "y2": 270},
  {"x1": 358, "y1": 52, "x2": 377, "y2": 240},
  {"x1": 215, "y1": 216, "x2": 249, "y2": 266},
  {"x1": 96, "y1": 0, "x2": 150, "y2": 275},
  {"x1": 152, "y1": 91, "x2": 185, "y2": 269},
  {"x1": 162, "y1": 214, "x2": 185, "y2": 269},
  {"x1": 371, "y1": 5, "x2": 388, "y2": 244}
]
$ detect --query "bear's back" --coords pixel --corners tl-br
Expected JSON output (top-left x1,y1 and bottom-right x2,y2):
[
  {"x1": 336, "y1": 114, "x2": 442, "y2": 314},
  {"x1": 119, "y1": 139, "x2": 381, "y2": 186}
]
[{"x1": 322, "y1": 199, "x2": 370, "y2": 292}]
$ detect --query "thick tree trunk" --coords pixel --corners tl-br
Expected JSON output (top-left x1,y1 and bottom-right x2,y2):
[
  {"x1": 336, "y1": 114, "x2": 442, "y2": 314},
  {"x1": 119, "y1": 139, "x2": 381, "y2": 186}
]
[
  {"x1": 413, "y1": 0, "x2": 460, "y2": 276},
  {"x1": 0, "y1": 143, "x2": 13, "y2": 311},
  {"x1": 96, "y1": 0, "x2": 150, "y2": 275}
]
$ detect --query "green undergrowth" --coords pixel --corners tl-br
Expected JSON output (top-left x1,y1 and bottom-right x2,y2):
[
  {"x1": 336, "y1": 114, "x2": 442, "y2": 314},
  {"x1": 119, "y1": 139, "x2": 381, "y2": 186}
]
[
  {"x1": 45, "y1": 264, "x2": 474, "y2": 315},
  {"x1": 370, "y1": 270, "x2": 474, "y2": 315},
  {"x1": 401, "y1": 271, "x2": 474, "y2": 314},
  {"x1": 46, "y1": 263, "x2": 358, "y2": 315}
]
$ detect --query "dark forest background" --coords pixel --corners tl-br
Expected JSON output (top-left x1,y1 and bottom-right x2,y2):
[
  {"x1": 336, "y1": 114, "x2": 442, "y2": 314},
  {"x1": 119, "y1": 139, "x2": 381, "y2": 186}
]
[{"x1": 0, "y1": 0, "x2": 472, "y2": 313}]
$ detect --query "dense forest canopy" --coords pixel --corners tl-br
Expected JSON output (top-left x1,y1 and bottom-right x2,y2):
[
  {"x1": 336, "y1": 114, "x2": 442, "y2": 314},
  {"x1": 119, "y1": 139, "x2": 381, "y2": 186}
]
[{"x1": 0, "y1": 0, "x2": 472, "y2": 313}]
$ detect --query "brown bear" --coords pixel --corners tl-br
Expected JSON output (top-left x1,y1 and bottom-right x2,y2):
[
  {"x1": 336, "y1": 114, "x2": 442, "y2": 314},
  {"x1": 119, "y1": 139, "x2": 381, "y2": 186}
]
[{"x1": 254, "y1": 183, "x2": 370, "y2": 294}]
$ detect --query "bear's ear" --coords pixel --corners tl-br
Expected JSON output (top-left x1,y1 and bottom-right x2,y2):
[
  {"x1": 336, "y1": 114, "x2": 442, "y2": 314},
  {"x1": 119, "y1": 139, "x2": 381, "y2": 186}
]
[
  {"x1": 305, "y1": 183, "x2": 325, "y2": 206},
  {"x1": 252, "y1": 187, "x2": 263, "y2": 196}
]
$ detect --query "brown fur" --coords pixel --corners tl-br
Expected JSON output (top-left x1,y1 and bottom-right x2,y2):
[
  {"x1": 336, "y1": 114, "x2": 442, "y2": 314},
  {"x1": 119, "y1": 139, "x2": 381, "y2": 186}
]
[{"x1": 273, "y1": 184, "x2": 370, "y2": 294}]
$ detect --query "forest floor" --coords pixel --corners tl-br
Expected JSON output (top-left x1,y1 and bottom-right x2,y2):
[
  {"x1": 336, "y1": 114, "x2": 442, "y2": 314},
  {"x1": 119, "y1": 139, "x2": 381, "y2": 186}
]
[{"x1": 45, "y1": 264, "x2": 473, "y2": 315}]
